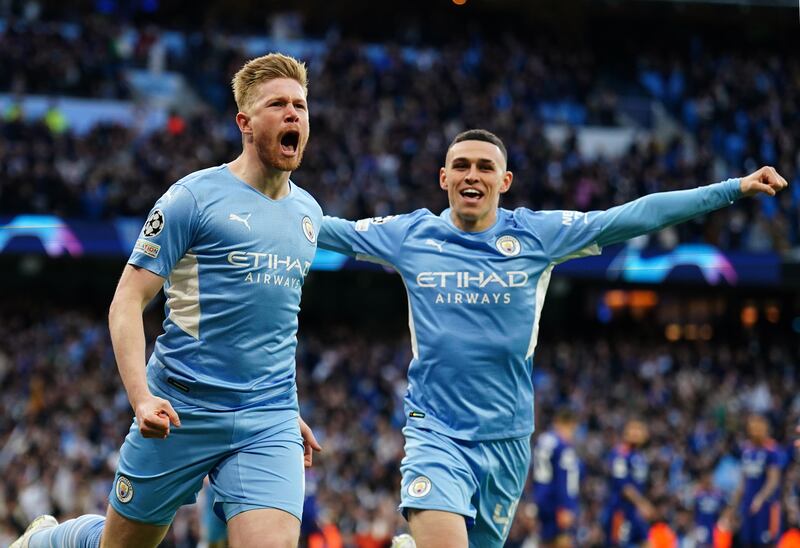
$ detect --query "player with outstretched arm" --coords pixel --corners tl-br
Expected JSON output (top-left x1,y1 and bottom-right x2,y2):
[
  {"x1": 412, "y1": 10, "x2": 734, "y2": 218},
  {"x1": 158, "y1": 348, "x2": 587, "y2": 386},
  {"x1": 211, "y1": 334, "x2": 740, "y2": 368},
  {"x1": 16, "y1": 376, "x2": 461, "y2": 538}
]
[{"x1": 317, "y1": 129, "x2": 788, "y2": 548}]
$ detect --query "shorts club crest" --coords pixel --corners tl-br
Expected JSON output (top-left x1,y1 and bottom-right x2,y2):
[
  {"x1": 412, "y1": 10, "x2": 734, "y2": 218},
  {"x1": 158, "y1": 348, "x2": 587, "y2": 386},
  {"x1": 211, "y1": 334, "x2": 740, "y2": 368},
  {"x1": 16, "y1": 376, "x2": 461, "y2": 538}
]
[
  {"x1": 115, "y1": 476, "x2": 134, "y2": 503},
  {"x1": 407, "y1": 476, "x2": 432, "y2": 498}
]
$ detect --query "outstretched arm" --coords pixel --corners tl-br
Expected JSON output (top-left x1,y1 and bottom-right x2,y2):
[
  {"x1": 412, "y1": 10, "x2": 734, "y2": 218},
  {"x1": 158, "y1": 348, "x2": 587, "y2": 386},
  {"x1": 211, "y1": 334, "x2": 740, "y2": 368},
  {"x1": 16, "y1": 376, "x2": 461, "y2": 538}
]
[
  {"x1": 535, "y1": 166, "x2": 789, "y2": 263},
  {"x1": 318, "y1": 212, "x2": 423, "y2": 266},
  {"x1": 595, "y1": 166, "x2": 788, "y2": 248}
]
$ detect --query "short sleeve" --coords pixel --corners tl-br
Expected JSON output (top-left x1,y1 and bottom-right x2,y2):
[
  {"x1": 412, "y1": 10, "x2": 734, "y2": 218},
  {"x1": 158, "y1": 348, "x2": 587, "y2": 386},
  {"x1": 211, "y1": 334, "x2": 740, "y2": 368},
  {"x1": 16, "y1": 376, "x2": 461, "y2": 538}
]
[{"x1": 128, "y1": 184, "x2": 200, "y2": 278}]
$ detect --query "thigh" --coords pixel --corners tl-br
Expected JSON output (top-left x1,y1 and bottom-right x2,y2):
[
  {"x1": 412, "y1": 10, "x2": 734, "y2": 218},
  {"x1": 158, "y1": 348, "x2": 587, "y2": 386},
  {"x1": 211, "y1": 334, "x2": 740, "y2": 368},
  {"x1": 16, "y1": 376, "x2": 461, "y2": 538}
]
[
  {"x1": 469, "y1": 436, "x2": 529, "y2": 548},
  {"x1": 227, "y1": 507, "x2": 300, "y2": 548},
  {"x1": 399, "y1": 426, "x2": 478, "y2": 522},
  {"x1": 211, "y1": 409, "x2": 305, "y2": 523},
  {"x1": 408, "y1": 509, "x2": 468, "y2": 548},
  {"x1": 109, "y1": 396, "x2": 232, "y2": 525},
  {"x1": 100, "y1": 504, "x2": 170, "y2": 548}
]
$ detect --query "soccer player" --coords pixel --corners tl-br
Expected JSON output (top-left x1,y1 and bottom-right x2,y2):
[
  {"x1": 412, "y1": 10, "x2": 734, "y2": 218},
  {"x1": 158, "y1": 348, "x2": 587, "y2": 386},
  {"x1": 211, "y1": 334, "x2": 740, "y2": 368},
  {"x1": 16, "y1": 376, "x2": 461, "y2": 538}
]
[
  {"x1": 693, "y1": 467, "x2": 727, "y2": 547},
  {"x1": 12, "y1": 53, "x2": 323, "y2": 548},
  {"x1": 532, "y1": 408, "x2": 581, "y2": 547},
  {"x1": 731, "y1": 414, "x2": 783, "y2": 547},
  {"x1": 603, "y1": 419, "x2": 653, "y2": 547},
  {"x1": 317, "y1": 128, "x2": 788, "y2": 548}
]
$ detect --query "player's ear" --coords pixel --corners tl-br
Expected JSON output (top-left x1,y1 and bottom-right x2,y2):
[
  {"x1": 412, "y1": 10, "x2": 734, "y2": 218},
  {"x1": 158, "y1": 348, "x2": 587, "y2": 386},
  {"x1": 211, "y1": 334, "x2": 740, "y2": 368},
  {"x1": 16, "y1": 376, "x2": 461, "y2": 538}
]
[
  {"x1": 236, "y1": 111, "x2": 252, "y2": 138},
  {"x1": 499, "y1": 171, "x2": 513, "y2": 194},
  {"x1": 439, "y1": 167, "x2": 448, "y2": 190}
]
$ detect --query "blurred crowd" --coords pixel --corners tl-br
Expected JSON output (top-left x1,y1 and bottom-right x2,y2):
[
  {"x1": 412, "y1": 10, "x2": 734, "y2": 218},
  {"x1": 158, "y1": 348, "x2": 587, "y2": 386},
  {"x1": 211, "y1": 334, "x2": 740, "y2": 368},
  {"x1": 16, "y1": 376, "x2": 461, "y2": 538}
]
[
  {"x1": 0, "y1": 18, "x2": 799, "y2": 252},
  {"x1": 1, "y1": 301, "x2": 798, "y2": 547}
]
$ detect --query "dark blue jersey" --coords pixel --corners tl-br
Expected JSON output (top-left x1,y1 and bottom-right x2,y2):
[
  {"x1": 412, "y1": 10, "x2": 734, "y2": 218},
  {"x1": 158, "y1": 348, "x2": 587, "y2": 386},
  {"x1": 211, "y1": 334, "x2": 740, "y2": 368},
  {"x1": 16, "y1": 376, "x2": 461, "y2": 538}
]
[
  {"x1": 741, "y1": 440, "x2": 781, "y2": 510},
  {"x1": 606, "y1": 444, "x2": 648, "y2": 515},
  {"x1": 532, "y1": 431, "x2": 580, "y2": 514},
  {"x1": 694, "y1": 488, "x2": 725, "y2": 545}
]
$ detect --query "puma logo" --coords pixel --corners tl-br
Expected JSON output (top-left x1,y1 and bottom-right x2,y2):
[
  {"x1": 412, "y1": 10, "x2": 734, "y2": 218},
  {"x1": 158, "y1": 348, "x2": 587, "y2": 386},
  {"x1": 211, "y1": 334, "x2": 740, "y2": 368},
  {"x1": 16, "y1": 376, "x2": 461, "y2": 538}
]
[
  {"x1": 229, "y1": 213, "x2": 252, "y2": 230},
  {"x1": 425, "y1": 239, "x2": 445, "y2": 253}
]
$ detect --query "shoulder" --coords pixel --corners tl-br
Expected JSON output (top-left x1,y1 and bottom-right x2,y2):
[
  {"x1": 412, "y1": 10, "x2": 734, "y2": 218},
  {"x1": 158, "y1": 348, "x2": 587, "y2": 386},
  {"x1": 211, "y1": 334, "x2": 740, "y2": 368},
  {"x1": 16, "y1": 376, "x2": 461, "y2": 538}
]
[
  {"x1": 506, "y1": 207, "x2": 565, "y2": 236},
  {"x1": 175, "y1": 164, "x2": 227, "y2": 190},
  {"x1": 290, "y1": 183, "x2": 323, "y2": 214},
  {"x1": 168, "y1": 165, "x2": 230, "y2": 206}
]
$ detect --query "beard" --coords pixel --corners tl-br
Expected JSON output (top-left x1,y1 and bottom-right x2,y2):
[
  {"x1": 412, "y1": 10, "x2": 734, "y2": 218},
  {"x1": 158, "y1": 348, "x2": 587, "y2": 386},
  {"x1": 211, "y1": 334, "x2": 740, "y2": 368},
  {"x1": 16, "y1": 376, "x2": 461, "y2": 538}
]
[{"x1": 254, "y1": 134, "x2": 306, "y2": 172}]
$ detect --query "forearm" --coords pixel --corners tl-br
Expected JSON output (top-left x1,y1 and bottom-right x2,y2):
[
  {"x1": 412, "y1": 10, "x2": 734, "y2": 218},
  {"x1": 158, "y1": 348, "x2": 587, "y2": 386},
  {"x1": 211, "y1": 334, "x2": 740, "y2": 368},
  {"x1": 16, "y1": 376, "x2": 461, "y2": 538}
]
[
  {"x1": 109, "y1": 296, "x2": 151, "y2": 408},
  {"x1": 596, "y1": 178, "x2": 742, "y2": 247},
  {"x1": 622, "y1": 484, "x2": 648, "y2": 507},
  {"x1": 756, "y1": 469, "x2": 781, "y2": 503}
]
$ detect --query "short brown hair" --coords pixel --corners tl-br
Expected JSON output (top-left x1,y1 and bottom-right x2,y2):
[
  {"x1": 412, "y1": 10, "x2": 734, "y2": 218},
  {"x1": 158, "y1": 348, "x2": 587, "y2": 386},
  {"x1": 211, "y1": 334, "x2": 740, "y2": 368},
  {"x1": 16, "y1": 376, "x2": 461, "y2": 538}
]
[
  {"x1": 449, "y1": 129, "x2": 508, "y2": 164},
  {"x1": 231, "y1": 53, "x2": 308, "y2": 112}
]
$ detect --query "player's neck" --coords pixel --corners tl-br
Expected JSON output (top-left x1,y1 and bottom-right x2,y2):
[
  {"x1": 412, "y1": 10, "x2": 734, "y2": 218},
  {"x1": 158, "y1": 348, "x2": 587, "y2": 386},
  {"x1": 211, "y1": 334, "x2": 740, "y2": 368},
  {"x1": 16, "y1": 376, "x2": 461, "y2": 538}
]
[
  {"x1": 450, "y1": 209, "x2": 498, "y2": 233},
  {"x1": 228, "y1": 154, "x2": 291, "y2": 200}
]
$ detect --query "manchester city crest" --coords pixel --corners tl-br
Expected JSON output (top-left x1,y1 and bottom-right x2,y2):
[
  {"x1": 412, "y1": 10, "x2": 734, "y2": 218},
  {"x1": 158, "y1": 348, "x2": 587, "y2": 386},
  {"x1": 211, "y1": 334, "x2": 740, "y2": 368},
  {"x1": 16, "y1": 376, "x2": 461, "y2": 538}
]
[
  {"x1": 496, "y1": 235, "x2": 521, "y2": 257},
  {"x1": 407, "y1": 476, "x2": 432, "y2": 498},
  {"x1": 302, "y1": 216, "x2": 316, "y2": 243},
  {"x1": 115, "y1": 476, "x2": 134, "y2": 503}
]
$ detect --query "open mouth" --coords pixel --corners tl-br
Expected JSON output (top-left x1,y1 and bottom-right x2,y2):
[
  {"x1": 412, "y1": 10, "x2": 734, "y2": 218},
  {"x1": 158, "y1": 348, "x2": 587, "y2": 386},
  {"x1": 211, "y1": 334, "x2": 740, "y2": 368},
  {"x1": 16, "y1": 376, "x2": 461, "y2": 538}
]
[
  {"x1": 280, "y1": 131, "x2": 300, "y2": 155},
  {"x1": 459, "y1": 188, "x2": 484, "y2": 201}
]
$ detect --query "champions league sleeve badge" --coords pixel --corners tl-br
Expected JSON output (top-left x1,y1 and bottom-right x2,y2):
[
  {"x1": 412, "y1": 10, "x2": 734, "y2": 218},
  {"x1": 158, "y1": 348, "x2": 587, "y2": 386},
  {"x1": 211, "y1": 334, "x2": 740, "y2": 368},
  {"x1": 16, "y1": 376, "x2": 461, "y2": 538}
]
[{"x1": 142, "y1": 209, "x2": 165, "y2": 238}]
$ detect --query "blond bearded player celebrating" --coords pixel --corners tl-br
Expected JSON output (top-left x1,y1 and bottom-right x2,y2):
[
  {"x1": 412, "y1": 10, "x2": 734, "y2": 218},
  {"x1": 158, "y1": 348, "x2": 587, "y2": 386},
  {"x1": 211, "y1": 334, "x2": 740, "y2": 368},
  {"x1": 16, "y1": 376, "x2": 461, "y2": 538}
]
[
  {"x1": 13, "y1": 53, "x2": 323, "y2": 548},
  {"x1": 318, "y1": 129, "x2": 788, "y2": 548}
]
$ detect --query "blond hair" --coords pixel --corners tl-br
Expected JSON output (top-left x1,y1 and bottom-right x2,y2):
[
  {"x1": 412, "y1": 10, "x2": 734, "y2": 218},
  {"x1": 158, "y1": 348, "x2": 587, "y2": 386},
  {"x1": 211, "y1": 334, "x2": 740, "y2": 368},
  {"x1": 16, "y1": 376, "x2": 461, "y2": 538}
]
[{"x1": 231, "y1": 53, "x2": 308, "y2": 112}]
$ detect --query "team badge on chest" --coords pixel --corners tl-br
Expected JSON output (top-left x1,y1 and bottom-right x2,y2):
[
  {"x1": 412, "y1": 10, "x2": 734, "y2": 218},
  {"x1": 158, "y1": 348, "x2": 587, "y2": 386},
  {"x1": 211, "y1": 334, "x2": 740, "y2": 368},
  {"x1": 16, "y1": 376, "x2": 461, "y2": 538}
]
[
  {"x1": 496, "y1": 235, "x2": 521, "y2": 256},
  {"x1": 302, "y1": 216, "x2": 316, "y2": 243}
]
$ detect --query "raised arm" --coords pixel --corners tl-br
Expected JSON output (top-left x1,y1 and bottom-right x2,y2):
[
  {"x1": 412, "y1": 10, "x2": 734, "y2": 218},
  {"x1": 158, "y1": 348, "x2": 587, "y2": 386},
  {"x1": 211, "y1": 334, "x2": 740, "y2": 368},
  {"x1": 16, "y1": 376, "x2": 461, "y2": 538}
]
[
  {"x1": 595, "y1": 167, "x2": 787, "y2": 248},
  {"x1": 530, "y1": 166, "x2": 788, "y2": 263}
]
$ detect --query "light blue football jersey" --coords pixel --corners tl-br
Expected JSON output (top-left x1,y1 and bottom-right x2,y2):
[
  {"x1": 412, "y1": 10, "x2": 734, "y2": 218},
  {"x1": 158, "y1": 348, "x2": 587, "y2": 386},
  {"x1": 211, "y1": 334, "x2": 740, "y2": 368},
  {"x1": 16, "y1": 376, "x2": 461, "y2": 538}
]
[
  {"x1": 319, "y1": 179, "x2": 741, "y2": 440},
  {"x1": 129, "y1": 164, "x2": 322, "y2": 410}
]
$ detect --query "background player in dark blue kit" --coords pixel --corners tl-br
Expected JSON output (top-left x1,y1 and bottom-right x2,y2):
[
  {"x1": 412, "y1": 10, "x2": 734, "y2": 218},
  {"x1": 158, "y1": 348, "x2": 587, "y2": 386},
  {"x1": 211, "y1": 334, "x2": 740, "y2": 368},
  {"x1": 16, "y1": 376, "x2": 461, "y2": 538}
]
[
  {"x1": 532, "y1": 408, "x2": 581, "y2": 548},
  {"x1": 732, "y1": 414, "x2": 782, "y2": 547},
  {"x1": 604, "y1": 419, "x2": 654, "y2": 547},
  {"x1": 693, "y1": 467, "x2": 727, "y2": 547}
]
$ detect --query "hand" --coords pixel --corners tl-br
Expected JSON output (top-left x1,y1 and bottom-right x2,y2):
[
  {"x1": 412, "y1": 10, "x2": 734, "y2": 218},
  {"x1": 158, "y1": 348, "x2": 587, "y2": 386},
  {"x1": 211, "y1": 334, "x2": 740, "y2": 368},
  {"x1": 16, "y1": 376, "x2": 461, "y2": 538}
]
[
  {"x1": 750, "y1": 496, "x2": 764, "y2": 515},
  {"x1": 133, "y1": 393, "x2": 181, "y2": 439},
  {"x1": 299, "y1": 417, "x2": 322, "y2": 468},
  {"x1": 740, "y1": 166, "x2": 789, "y2": 197},
  {"x1": 794, "y1": 425, "x2": 800, "y2": 448},
  {"x1": 556, "y1": 508, "x2": 575, "y2": 530}
]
